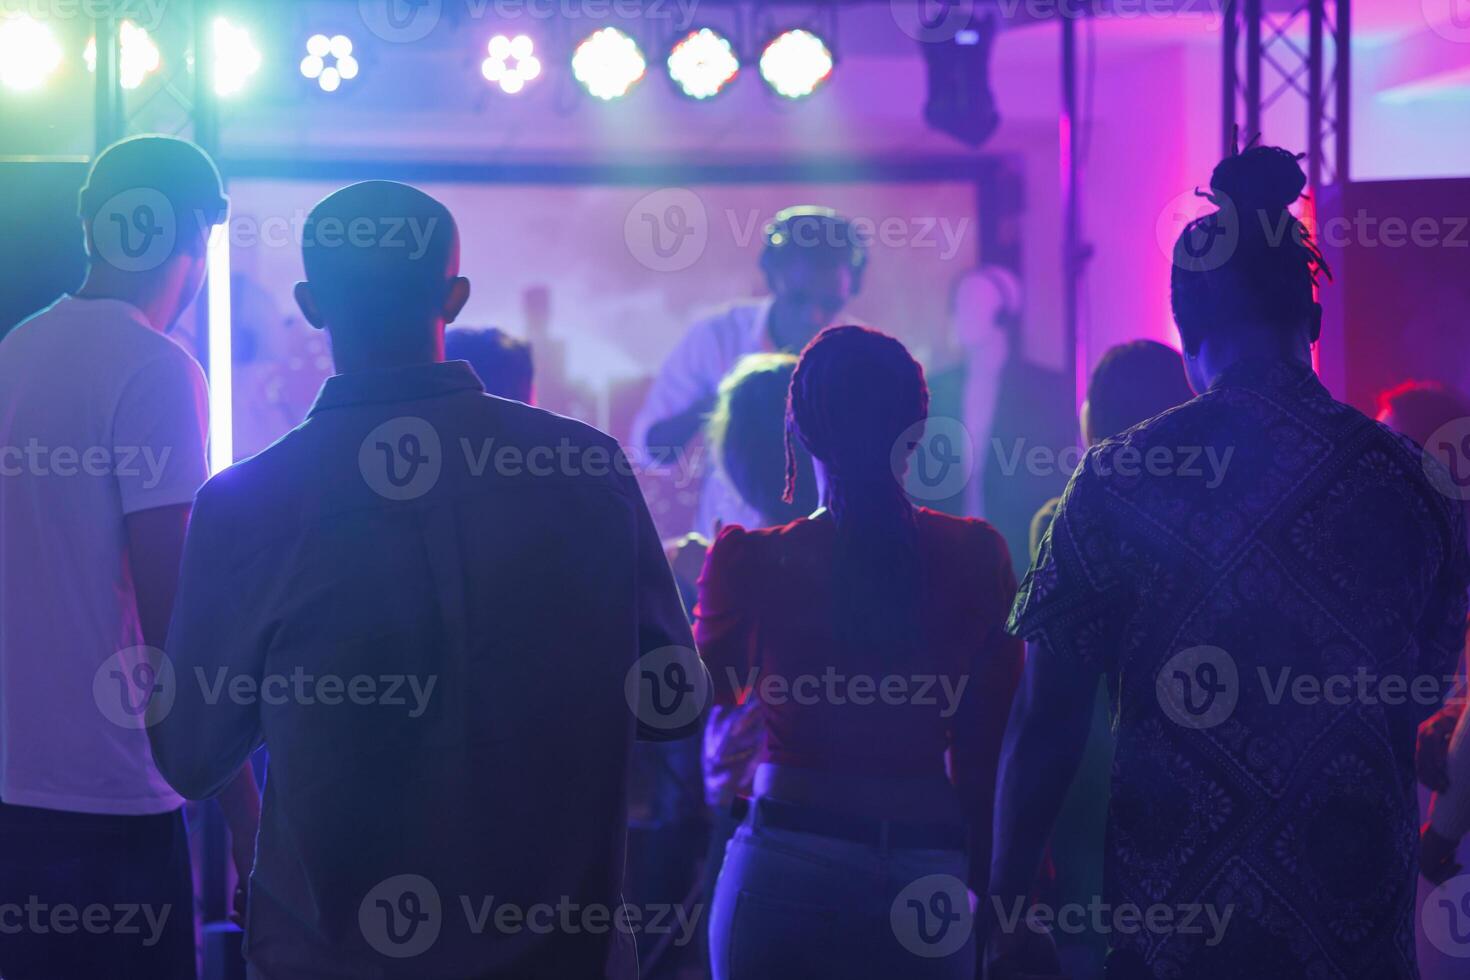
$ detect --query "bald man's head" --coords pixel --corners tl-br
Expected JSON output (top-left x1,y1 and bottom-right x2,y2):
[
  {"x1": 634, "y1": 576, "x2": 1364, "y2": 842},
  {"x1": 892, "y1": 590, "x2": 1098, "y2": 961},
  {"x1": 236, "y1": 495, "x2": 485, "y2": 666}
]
[{"x1": 295, "y1": 181, "x2": 469, "y2": 368}]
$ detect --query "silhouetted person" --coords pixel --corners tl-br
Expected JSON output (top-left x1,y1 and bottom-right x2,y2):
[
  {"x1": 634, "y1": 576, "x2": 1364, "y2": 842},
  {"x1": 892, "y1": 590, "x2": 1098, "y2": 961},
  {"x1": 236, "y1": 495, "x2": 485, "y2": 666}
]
[
  {"x1": 632, "y1": 207, "x2": 867, "y2": 536},
  {"x1": 687, "y1": 353, "x2": 819, "y2": 915},
  {"x1": 989, "y1": 146, "x2": 1470, "y2": 979},
  {"x1": 148, "y1": 181, "x2": 699, "y2": 979},
  {"x1": 445, "y1": 325, "x2": 534, "y2": 403},
  {"x1": 1027, "y1": 339, "x2": 1196, "y2": 980},
  {"x1": 926, "y1": 265, "x2": 1077, "y2": 579},
  {"x1": 0, "y1": 135, "x2": 259, "y2": 980},
  {"x1": 698, "y1": 326, "x2": 1023, "y2": 979},
  {"x1": 1377, "y1": 381, "x2": 1470, "y2": 888}
]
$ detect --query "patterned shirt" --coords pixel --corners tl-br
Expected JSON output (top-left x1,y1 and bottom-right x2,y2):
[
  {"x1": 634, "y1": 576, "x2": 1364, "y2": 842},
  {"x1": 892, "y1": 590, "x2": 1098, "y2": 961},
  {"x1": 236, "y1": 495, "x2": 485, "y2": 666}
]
[{"x1": 1009, "y1": 357, "x2": 1470, "y2": 979}]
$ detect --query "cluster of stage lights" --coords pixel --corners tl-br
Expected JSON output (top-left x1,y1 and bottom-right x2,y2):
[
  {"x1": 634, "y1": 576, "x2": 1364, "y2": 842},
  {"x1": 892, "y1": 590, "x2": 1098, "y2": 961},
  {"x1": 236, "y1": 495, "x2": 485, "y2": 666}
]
[
  {"x1": 84, "y1": 20, "x2": 162, "y2": 91},
  {"x1": 300, "y1": 34, "x2": 359, "y2": 93},
  {"x1": 0, "y1": 15, "x2": 833, "y2": 103},
  {"x1": 0, "y1": 13, "x2": 259, "y2": 96},
  {"x1": 481, "y1": 34, "x2": 541, "y2": 95},
  {"x1": 567, "y1": 26, "x2": 832, "y2": 101}
]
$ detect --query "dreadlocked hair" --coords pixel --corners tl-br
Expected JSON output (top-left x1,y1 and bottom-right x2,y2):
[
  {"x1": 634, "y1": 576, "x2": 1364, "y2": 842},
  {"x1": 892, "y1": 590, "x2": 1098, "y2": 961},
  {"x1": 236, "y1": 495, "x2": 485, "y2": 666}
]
[
  {"x1": 783, "y1": 325, "x2": 929, "y2": 664},
  {"x1": 1170, "y1": 137, "x2": 1332, "y2": 354}
]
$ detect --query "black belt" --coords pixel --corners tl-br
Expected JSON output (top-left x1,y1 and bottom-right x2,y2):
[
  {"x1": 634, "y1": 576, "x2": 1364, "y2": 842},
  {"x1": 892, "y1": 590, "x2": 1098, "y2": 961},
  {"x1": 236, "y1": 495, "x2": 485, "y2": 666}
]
[{"x1": 747, "y1": 796, "x2": 967, "y2": 852}]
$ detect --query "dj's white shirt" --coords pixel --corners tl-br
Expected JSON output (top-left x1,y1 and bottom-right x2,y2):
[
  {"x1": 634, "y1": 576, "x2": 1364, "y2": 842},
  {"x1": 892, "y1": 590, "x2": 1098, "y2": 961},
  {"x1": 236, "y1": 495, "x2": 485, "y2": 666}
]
[
  {"x1": 0, "y1": 295, "x2": 208, "y2": 815},
  {"x1": 630, "y1": 298, "x2": 777, "y2": 538}
]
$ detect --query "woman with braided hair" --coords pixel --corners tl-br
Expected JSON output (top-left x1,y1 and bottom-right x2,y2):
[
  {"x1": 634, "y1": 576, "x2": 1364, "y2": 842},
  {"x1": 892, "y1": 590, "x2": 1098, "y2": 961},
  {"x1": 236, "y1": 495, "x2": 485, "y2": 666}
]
[{"x1": 696, "y1": 325, "x2": 1025, "y2": 978}]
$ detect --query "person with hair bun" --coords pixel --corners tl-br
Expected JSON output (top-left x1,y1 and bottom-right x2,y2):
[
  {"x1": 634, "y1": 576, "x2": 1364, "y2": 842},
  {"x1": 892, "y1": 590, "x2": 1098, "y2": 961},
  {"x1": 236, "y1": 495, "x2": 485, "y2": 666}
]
[
  {"x1": 991, "y1": 145, "x2": 1470, "y2": 978},
  {"x1": 696, "y1": 326, "x2": 1026, "y2": 979}
]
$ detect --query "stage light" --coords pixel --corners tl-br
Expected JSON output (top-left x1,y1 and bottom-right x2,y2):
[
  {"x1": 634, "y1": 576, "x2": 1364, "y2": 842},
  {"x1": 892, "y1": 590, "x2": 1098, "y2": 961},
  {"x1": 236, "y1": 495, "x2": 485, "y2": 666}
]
[
  {"x1": 213, "y1": 17, "x2": 261, "y2": 97},
  {"x1": 85, "y1": 20, "x2": 162, "y2": 91},
  {"x1": 301, "y1": 33, "x2": 358, "y2": 92},
  {"x1": 481, "y1": 33, "x2": 540, "y2": 95},
  {"x1": 920, "y1": 8, "x2": 1001, "y2": 147},
  {"x1": 206, "y1": 221, "x2": 234, "y2": 473},
  {"x1": 758, "y1": 29, "x2": 832, "y2": 100},
  {"x1": 0, "y1": 15, "x2": 63, "y2": 92},
  {"x1": 667, "y1": 28, "x2": 739, "y2": 100},
  {"x1": 572, "y1": 27, "x2": 646, "y2": 101}
]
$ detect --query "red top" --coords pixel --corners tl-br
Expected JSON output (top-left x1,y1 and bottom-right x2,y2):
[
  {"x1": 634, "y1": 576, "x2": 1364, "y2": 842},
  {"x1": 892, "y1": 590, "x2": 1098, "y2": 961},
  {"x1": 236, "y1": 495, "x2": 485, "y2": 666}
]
[{"x1": 694, "y1": 508, "x2": 1023, "y2": 816}]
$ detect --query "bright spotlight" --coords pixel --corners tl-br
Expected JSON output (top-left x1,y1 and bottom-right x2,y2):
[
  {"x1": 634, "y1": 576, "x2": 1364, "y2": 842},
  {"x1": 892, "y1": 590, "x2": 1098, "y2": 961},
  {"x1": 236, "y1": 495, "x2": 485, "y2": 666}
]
[
  {"x1": 481, "y1": 33, "x2": 540, "y2": 95},
  {"x1": 301, "y1": 33, "x2": 358, "y2": 92},
  {"x1": 759, "y1": 29, "x2": 833, "y2": 100},
  {"x1": 572, "y1": 27, "x2": 646, "y2": 101},
  {"x1": 213, "y1": 17, "x2": 262, "y2": 97},
  {"x1": 0, "y1": 15, "x2": 63, "y2": 92},
  {"x1": 667, "y1": 28, "x2": 738, "y2": 100},
  {"x1": 85, "y1": 20, "x2": 162, "y2": 90}
]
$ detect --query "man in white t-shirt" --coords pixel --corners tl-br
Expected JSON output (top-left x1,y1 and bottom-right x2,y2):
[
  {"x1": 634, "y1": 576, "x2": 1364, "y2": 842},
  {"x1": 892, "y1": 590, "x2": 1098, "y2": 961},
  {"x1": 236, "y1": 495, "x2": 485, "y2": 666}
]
[
  {"x1": 0, "y1": 135, "x2": 259, "y2": 980},
  {"x1": 630, "y1": 206, "x2": 868, "y2": 537}
]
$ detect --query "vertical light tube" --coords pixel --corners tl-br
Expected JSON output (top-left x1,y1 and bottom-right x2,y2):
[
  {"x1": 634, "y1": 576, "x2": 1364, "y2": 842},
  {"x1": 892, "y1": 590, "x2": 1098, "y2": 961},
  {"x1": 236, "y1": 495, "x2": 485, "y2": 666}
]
[{"x1": 206, "y1": 221, "x2": 233, "y2": 473}]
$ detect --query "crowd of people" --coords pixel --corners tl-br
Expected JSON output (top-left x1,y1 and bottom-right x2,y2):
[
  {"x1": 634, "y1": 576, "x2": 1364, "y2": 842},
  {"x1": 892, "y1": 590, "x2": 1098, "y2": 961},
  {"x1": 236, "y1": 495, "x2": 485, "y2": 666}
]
[{"x1": 0, "y1": 133, "x2": 1467, "y2": 980}]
